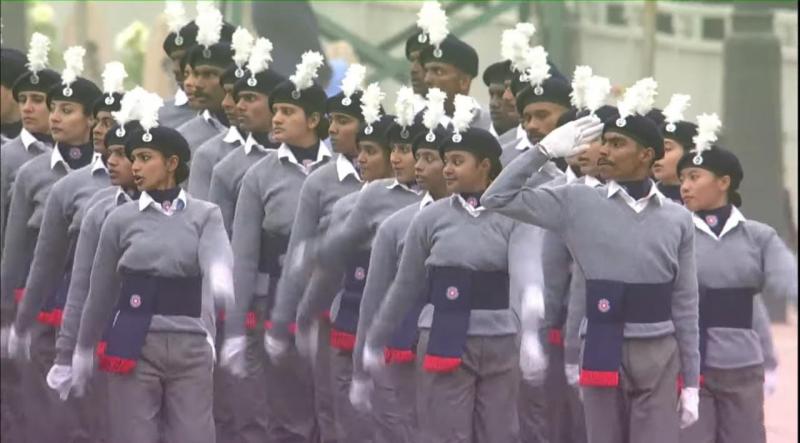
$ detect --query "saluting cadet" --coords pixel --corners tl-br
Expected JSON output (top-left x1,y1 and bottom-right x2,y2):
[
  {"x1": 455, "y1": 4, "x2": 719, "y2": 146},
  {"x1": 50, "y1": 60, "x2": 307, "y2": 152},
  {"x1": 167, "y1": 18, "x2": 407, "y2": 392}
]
[
  {"x1": 0, "y1": 47, "x2": 26, "y2": 144},
  {"x1": 71, "y1": 93, "x2": 234, "y2": 443},
  {"x1": 221, "y1": 51, "x2": 331, "y2": 442},
  {"x1": 483, "y1": 76, "x2": 701, "y2": 443},
  {"x1": 159, "y1": 2, "x2": 198, "y2": 129},
  {"x1": 483, "y1": 60, "x2": 526, "y2": 152},
  {"x1": 653, "y1": 94, "x2": 694, "y2": 203},
  {"x1": 675, "y1": 121, "x2": 796, "y2": 443}
]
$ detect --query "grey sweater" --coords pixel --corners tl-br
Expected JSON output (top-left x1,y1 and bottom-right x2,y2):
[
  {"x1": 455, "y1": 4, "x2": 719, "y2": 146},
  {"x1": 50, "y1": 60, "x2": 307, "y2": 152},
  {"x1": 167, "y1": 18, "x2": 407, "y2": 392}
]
[
  {"x1": 187, "y1": 126, "x2": 245, "y2": 201},
  {"x1": 270, "y1": 155, "x2": 362, "y2": 330},
  {"x1": 1, "y1": 129, "x2": 51, "y2": 252},
  {"x1": 76, "y1": 192, "x2": 233, "y2": 350},
  {"x1": 227, "y1": 144, "x2": 333, "y2": 337},
  {"x1": 158, "y1": 93, "x2": 196, "y2": 129},
  {"x1": 54, "y1": 187, "x2": 131, "y2": 364},
  {"x1": 207, "y1": 135, "x2": 274, "y2": 235},
  {"x1": 176, "y1": 111, "x2": 227, "y2": 155},
  {"x1": 14, "y1": 158, "x2": 110, "y2": 333},
  {"x1": 482, "y1": 147, "x2": 701, "y2": 387}
]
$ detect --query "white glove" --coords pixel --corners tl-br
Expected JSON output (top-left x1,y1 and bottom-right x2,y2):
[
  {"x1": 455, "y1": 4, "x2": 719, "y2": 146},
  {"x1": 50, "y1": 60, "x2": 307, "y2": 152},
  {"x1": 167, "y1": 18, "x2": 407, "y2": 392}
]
[
  {"x1": 46, "y1": 364, "x2": 73, "y2": 401},
  {"x1": 264, "y1": 331, "x2": 290, "y2": 362},
  {"x1": 519, "y1": 332, "x2": 547, "y2": 385},
  {"x1": 8, "y1": 326, "x2": 31, "y2": 361},
  {"x1": 220, "y1": 336, "x2": 247, "y2": 378},
  {"x1": 362, "y1": 344, "x2": 384, "y2": 375},
  {"x1": 70, "y1": 346, "x2": 95, "y2": 398},
  {"x1": 295, "y1": 320, "x2": 319, "y2": 360},
  {"x1": 209, "y1": 262, "x2": 235, "y2": 313},
  {"x1": 764, "y1": 368, "x2": 778, "y2": 397},
  {"x1": 349, "y1": 377, "x2": 373, "y2": 412},
  {"x1": 539, "y1": 115, "x2": 604, "y2": 158},
  {"x1": 565, "y1": 363, "x2": 580, "y2": 387},
  {"x1": 678, "y1": 387, "x2": 700, "y2": 429}
]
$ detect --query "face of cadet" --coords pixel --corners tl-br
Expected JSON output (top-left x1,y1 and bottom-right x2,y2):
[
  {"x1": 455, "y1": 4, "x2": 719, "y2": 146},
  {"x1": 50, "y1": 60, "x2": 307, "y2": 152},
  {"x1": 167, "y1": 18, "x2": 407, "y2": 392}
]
[
  {"x1": 183, "y1": 66, "x2": 199, "y2": 109},
  {"x1": 18, "y1": 91, "x2": 51, "y2": 134},
  {"x1": 92, "y1": 110, "x2": 115, "y2": 152},
  {"x1": 390, "y1": 142, "x2": 416, "y2": 184},
  {"x1": 414, "y1": 147, "x2": 445, "y2": 194},
  {"x1": 169, "y1": 49, "x2": 187, "y2": 84},
  {"x1": 1, "y1": 85, "x2": 17, "y2": 123},
  {"x1": 652, "y1": 138, "x2": 685, "y2": 185},
  {"x1": 236, "y1": 91, "x2": 273, "y2": 133},
  {"x1": 356, "y1": 140, "x2": 392, "y2": 182},
  {"x1": 679, "y1": 167, "x2": 731, "y2": 212},
  {"x1": 328, "y1": 112, "x2": 360, "y2": 157},
  {"x1": 106, "y1": 144, "x2": 135, "y2": 188},
  {"x1": 442, "y1": 150, "x2": 491, "y2": 194},
  {"x1": 271, "y1": 103, "x2": 319, "y2": 146},
  {"x1": 576, "y1": 136, "x2": 606, "y2": 178},
  {"x1": 408, "y1": 50, "x2": 428, "y2": 96},
  {"x1": 488, "y1": 80, "x2": 518, "y2": 134},
  {"x1": 522, "y1": 102, "x2": 566, "y2": 145},
  {"x1": 424, "y1": 61, "x2": 470, "y2": 101},
  {"x1": 131, "y1": 147, "x2": 179, "y2": 191},
  {"x1": 192, "y1": 64, "x2": 226, "y2": 112},
  {"x1": 49, "y1": 101, "x2": 92, "y2": 146},
  {"x1": 221, "y1": 84, "x2": 239, "y2": 125},
  {"x1": 597, "y1": 131, "x2": 656, "y2": 181}
]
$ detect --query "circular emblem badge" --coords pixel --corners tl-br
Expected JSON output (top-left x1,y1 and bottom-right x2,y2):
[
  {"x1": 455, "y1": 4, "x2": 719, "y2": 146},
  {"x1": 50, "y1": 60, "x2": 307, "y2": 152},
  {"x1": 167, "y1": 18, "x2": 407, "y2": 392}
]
[
  {"x1": 162, "y1": 200, "x2": 172, "y2": 212},
  {"x1": 446, "y1": 286, "x2": 459, "y2": 301},
  {"x1": 130, "y1": 294, "x2": 142, "y2": 308},
  {"x1": 69, "y1": 147, "x2": 82, "y2": 159},
  {"x1": 598, "y1": 298, "x2": 610, "y2": 313},
  {"x1": 705, "y1": 214, "x2": 718, "y2": 227},
  {"x1": 466, "y1": 197, "x2": 479, "y2": 208},
  {"x1": 354, "y1": 267, "x2": 366, "y2": 281}
]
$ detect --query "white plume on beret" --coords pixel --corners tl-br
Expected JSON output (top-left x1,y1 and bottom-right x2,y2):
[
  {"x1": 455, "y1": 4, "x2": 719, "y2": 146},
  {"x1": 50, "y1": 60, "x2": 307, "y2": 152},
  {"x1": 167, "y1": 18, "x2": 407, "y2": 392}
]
[
  {"x1": 102, "y1": 62, "x2": 128, "y2": 95},
  {"x1": 136, "y1": 90, "x2": 165, "y2": 133},
  {"x1": 112, "y1": 86, "x2": 146, "y2": 126},
  {"x1": 27, "y1": 32, "x2": 50, "y2": 74},
  {"x1": 394, "y1": 86, "x2": 417, "y2": 129},
  {"x1": 231, "y1": 27, "x2": 255, "y2": 69},
  {"x1": 501, "y1": 23, "x2": 535, "y2": 74},
  {"x1": 417, "y1": 1, "x2": 449, "y2": 49},
  {"x1": 617, "y1": 77, "x2": 658, "y2": 121},
  {"x1": 422, "y1": 87, "x2": 446, "y2": 131},
  {"x1": 451, "y1": 94, "x2": 476, "y2": 135},
  {"x1": 247, "y1": 37, "x2": 273, "y2": 76},
  {"x1": 289, "y1": 51, "x2": 325, "y2": 91},
  {"x1": 523, "y1": 45, "x2": 550, "y2": 88},
  {"x1": 61, "y1": 46, "x2": 86, "y2": 86},
  {"x1": 164, "y1": 1, "x2": 189, "y2": 34},
  {"x1": 584, "y1": 75, "x2": 612, "y2": 113},
  {"x1": 195, "y1": 1, "x2": 223, "y2": 49},
  {"x1": 663, "y1": 94, "x2": 691, "y2": 126},
  {"x1": 570, "y1": 66, "x2": 593, "y2": 109},
  {"x1": 360, "y1": 82, "x2": 384, "y2": 126},
  {"x1": 340, "y1": 64, "x2": 366, "y2": 100},
  {"x1": 692, "y1": 113, "x2": 722, "y2": 154}
]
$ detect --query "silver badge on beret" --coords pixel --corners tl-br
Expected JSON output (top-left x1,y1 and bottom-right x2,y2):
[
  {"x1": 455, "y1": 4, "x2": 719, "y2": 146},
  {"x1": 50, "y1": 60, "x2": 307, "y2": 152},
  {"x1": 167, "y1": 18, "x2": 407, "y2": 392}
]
[
  {"x1": 105, "y1": 95, "x2": 115, "y2": 105},
  {"x1": 291, "y1": 89, "x2": 301, "y2": 100},
  {"x1": 342, "y1": 96, "x2": 352, "y2": 106},
  {"x1": 418, "y1": 33, "x2": 428, "y2": 44},
  {"x1": 666, "y1": 123, "x2": 676, "y2": 133},
  {"x1": 433, "y1": 47, "x2": 443, "y2": 58},
  {"x1": 425, "y1": 132, "x2": 436, "y2": 143},
  {"x1": 364, "y1": 125, "x2": 373, "y2": 135},
  {"x1": 115, "y1": 127, "x2": 126, "y2": 137},
  {"x1": 452, "y1": 133, "x2": 462, "y2": 143},
  {"x1": 692, "y1": 154, "x2": 703, "y2": 165},
  {"x1": 235, "y1": 67, "x2": 245, "y2": 78},
  {"x1": 615, "y1": 117, "x2": 626, "y2": 128},
  {"x1": 203, "y1": 47, "x2": 211, "y2": 58},
  {"x1": 30, "y1": 73, "x2": 40, "y2": 85},
  {"x1": 142, "y1": 132, "x2": 153, "y2": 142},
  {"x1": 247, "y1": 77, "x2": 257, "y2": 87},
  {"x1": 400, "y1": 128, "x2": 410, "y2": 139},
  {"x1": 63, "y1": 86, "x2": 73, "y2": 97},
  {"x1": 174, "y1": 34, "x2": 184, "y2": 46},
  {"x1": 534, "y1": 84, "x2": 544, "y2": 95}
]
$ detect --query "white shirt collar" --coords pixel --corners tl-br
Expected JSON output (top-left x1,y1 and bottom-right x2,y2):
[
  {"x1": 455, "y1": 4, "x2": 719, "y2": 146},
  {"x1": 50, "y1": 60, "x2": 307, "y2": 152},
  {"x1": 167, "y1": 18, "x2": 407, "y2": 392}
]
[
  {"x1": 490, "y1": 124, "x2": 526, "y2": 143},
  {"x1": 90, "y1": 152, "x2": 107, "y2": 174},
  {"x1": 386, "y1": 179, "x2": 423, "y2": 195},
  {"x1": 606, "y1": 179, "x2": 665, "y2": 213},
  {"x1": 114, "y1": 187, "x2": 135, "y2": 205},
  {"x1": 276, "y1": 142, "x2": 332, "y2": 174},
  {"x1": 20, "y1": 128, "x2": 39, "y2": 151},
  {"x1": 336, "y1": 153, "x2": 361, "y2": 182},
  {"x1": 582, "y1": 175, "x2": 603, "y2": 188},
  {"x1": 451, "y1": 193, "x2": 485, "y2": 218},
  {"x1": 223, "y1": 126, "x2": 244, "y2": 145},
  {"x1": 50, "y1": 144, "x2": 69, "y2": 171},
  {"x1": 174, "y1": 89, "x2": 189, "y2": 106},
  {"x1": 513, "y1": 135, "x2": 530, "y2": 152},
  {"x1": 419, "y1": 192, "x2": 435, "y2": 209},
  {"x1": 138, "y1": 188, "x2": 188, "y2": 216},
  {"x1": 565, "y1": 167, "x2": 580, "y2": 184},
  {"x1": 243, "y1": 133, "x2": 273, "y2": 155},
  {"x1": 692, "y1": 206, "x2": 746, "y2": 240}
]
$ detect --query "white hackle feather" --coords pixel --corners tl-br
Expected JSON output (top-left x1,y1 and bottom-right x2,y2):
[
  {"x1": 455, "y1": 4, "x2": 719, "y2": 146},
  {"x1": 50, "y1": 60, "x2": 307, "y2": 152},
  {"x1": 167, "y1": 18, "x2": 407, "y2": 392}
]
[
  {"x1": 112, "y1": 86, "x2": 146, "y2": 126},
  {"x1": 27, "y1": 32, "x2": 50, "y2": 74},
  {"x1": 289, "y1": 51, "x2": 325, "y2": 91},
  {"x1": 360, "y1": 82, "x2": 384, "y2": 126},
  {"x1": 692, "y1": 113, "x2": 722, "y2": 155},
  {"x1": 61, "y1": 46, "x2": 86, "y2": 86},
  {"x1": 247, "y1": 37, "x2": 273, "y2": 76},
  {"x1": 340, "y1": 64, "x2": 367, "y2": 101},
  {"x1": 394, "y1": 86, "x2": 417, "y2": 129},
  {"x1": 570, "y1": 65, "x2": 593, "y2": 109},
  {"x1": 231, "y1": 27, "x2": 255, "y2": 69},
  {"x1": 584, "y1": 75, "x2": 612, "y2": 114},
  {"x1": 617, "y1": 77, "x2": 658, "y2": 122},
  {"x1": 523, "y1": 46, "x2": 550, "y2": 89},
  {"x1": 195, "y1": 1, "x2": 223, "y2": 49},
  {"x1": 662, "y1": 93, "x2": 691, "y2": 128},
  {"x1": 137, "y1": 91, "x2": 165, "y2": 133},
  {"x1": 451, "y1": 94, "x2": 476, "y2": 135},
  {"x1": 422, "y1": 87, "x2": 446, "y2": 131},
  {"x1": 501, "y1": 23, "x2": 535, "y2": 74},
  {"x1": 102, "y1": 62, "x2": 128, "y2": 95},
  {"x1": 417, "y1": 1, "x2": 448, "y2": 50},
  {"x1": 164, "y1": 1, "x2": 189, "y2": 33}
]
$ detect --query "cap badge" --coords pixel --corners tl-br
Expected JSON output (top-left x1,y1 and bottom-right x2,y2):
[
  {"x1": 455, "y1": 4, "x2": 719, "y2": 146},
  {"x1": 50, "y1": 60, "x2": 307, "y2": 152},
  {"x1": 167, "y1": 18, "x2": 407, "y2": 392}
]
[
  {"x1": 235, "y1": 67, "x2": 245, "y2": 78},
  {"x1": 105, "y1": 95, "x2": 115, "y2": 105},
  {"x1": 354, "y1": 267, "x2": 366, "y2": 281},
  {"x1": 291, "y1": 89, "x2": 301, "y2": 100}
]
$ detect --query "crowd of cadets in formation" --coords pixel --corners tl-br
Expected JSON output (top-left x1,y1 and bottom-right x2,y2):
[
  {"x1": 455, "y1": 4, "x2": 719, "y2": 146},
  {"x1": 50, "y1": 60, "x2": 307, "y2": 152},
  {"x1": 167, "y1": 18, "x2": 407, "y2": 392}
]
[{"x1": 0, "y1": 2, "x2": 796, "y2": 443}]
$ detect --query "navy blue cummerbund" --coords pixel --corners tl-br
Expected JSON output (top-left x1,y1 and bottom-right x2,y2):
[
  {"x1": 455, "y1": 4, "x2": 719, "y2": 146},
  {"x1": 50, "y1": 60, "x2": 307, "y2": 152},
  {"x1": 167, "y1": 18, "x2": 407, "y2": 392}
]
[
  {"x1": 330, "y1": 249, "x2": 373, "y2": 351},
  {"x1": 699, "y1": 286, "x2": 756, "y2": 329},
  {"x1": 258, "y1": 232, "x2": 290, "y2": 276}
]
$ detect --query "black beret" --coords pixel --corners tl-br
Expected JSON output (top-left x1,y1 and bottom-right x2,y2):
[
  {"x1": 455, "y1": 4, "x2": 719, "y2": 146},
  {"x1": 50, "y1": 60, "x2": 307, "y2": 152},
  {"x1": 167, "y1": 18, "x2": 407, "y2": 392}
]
[
  {"x1": 1, "y1": 47, "x2": 28, "y2": 88},
  {"x1": 661, "y1": 121, "x2": 698, "y2": 151},
  {"x1": 387, "y1": 113, "x2": 426, "y2": 146},
  {"x1": 677, "y1": 145, "x2": 743, "y2": 205},
  {"x1": 555, "y1": 107, "x2": 578, "y2": 128},
  {"x1": 92, "y1": 92, "x2": 124, "y2": 117},
  {"x1": 405, "y1": 31, "x2": 430, "y2": 60},
  {"x1": 510, "y1": 61, "x2": 568, "y2": 97},
  {"x1": 47, "y1": 77, "x2": 103, "y2": 113},
  {"x1": 125, "y1": 126, "x2": 191, "y2": 178},
  {"x1": 326, "y1": 90, "x2": 365, "y2": 120},
  {"x1": 411, "y1": 124, "x2": 448, "y2": 156},
  {"x1": 104, "y1": 121, "x2": 142, "y2": 148},
  {"x1": 603, "y1": 113, "x2": 665, "y2": 160},
  {"x1": 482, "y1": 60, "x2": 513, "y2": 87},
  {"x1": 163, "y1": 21, "x2": 235, "y2": 56},
  {"x1": 357, "y1": 114, "x2": 396, "y2": 148},
  {"x1": 515, "y1": 77, "x2": 573, "y2": 114},
  {"x1": 12, "y1": 69, "x2": 61, "y2": 101},
  {"x1": 438, "y1": 126, "x2": 502, "y2": 162},
  {"x1": 576, "y1": 105, "x2": 619, "y2": 124},
  {"x1": 233, "y1": 68, "x2": 287, "y2": 100},
  {"x1": 187, "y1": 43, "x2": 234, "y2": 70},
  {"x1": 220, "y1": 64, "x2": 239, "y2": 86},
  {"x1": 645, "y1": 108, "x2": 665, "y2": 127},
  {"x1": 419, "y1": 35, "x2": 479, "y2": 78},
  {"x1": 269, "y1": 79, "x2": 327, "y2": 117}
]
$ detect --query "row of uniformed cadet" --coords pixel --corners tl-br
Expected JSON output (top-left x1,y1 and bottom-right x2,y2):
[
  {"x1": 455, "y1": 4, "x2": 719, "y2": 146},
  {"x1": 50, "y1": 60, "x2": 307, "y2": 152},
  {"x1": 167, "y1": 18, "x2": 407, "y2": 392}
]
[{"x1": 0, "y1": 1, "x2": 796, "y2": 443}]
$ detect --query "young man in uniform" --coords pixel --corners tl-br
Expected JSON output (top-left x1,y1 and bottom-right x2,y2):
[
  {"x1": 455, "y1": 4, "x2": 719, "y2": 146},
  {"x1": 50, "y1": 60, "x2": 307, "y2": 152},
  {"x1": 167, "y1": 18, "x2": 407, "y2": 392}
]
[
  {"x1": 483, "y1": 60, "x2": 526, "y2": 154},
  {"x1": 0, "y1": 47, "x2": 26, "y2": 143}
]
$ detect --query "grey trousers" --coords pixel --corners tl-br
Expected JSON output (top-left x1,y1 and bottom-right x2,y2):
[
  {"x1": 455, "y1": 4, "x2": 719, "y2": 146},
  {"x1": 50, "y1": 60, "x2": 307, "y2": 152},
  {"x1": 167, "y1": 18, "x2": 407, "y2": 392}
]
[
  {"x1": 0, "y1": 356, "x2": 24, "y2": 443},
  {"x1": 106, "y1": 331, "x2": 215, "y2": 443},
  {"x1": 519, "y1": 377, "x2": 548, "y2": 443},
  {"x1": 542, "y1": 342, "x2": 586, "y2": 443},
  {"x1": 416, "y1": 330, "x2": 520, "y2": 443},
  {"x1": 25, "y1": 321, "x2": 106, "y2": 443},
  {"x1": 372, "y1": 360, "x2": 417, "y2": 443},
  {"x1": 679, "y1": 365, "x2": 765, "y2": 443},
  {"x1": 329, "y1": 348, "x2": 376, "y2": 442},
  {"x1": 314, "y1": 319, "x2": 338, "y2": 443},
  {"x1": 581, "y1": 335, "x2": 680, "y2": 443},
  {"x1": 213, "y1": 319, "x2": 238, "y2": 443}
]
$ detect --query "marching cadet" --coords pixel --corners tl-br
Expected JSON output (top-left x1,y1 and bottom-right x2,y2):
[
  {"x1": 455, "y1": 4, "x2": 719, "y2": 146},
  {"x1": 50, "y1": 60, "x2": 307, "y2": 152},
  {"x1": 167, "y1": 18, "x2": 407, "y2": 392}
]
[
  {"x1": 0, "y1": 47, "x2": 26, "y2": 143},
  {"x1": 363, "y1": 95, "x2": 547, "y2": 443},
  {"x1": 221, "y1": 51, "x2": 331, "y2": 442},
  {"x1": 675, "y1": 120, "x2": 796, "y2": 443},
  {"x1": 71, "y1": 93, "x2": 234, "y2": 443},
  {"x1": 653, "y1": 94, "x2": 694, "y2": 203},
  {"x1": 483, "y1": 60, "x2": 526, "y2": 153},
  {"x1": 187, "y1": 27, "x2": 253, "y2": 200},
  {"x1": 159, "y1": 1, "x2": 199, "y2": 129},
  {"x1": 482, "y1": 77, "x2": 701, "y2": 443}
]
